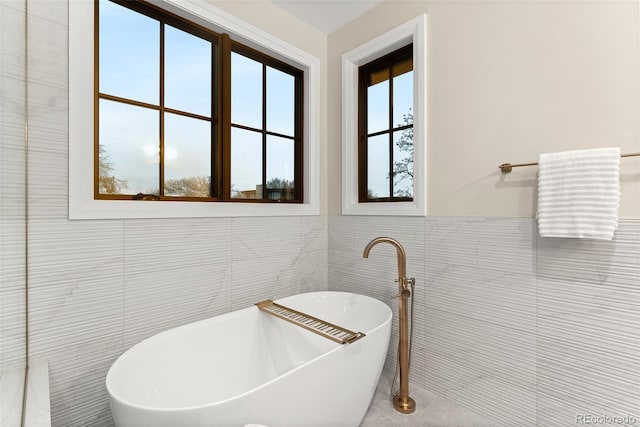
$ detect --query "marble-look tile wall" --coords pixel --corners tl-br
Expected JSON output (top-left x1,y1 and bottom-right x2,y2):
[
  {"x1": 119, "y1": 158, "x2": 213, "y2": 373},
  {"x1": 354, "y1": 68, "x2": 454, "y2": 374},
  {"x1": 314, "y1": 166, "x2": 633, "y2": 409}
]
[
  {"x1": 329, "y1": 215, "x2": 640, "y2": 427},
  {"x1": 28, "y1": 216, "x2": 327, "y2": 426},
  {"x1": 2, "y1": 1, "x2": 27, "y2": 425},
  {"x1": 537, "y1": 224, "x2": 640, "y2": 426},
  {"x1": 1, "y1": 0, "x2": 27, "y2": 373},
  {"x1": 24, "y1": 1, "x2": 328, "y2": 425}
]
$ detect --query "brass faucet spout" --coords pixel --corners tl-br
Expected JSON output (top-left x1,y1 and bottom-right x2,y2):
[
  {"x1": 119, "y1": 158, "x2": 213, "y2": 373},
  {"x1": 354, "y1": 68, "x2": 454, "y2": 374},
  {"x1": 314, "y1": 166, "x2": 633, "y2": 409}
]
[{"x1": 362, "y1": 237, "x2": 407, "y2": 289}]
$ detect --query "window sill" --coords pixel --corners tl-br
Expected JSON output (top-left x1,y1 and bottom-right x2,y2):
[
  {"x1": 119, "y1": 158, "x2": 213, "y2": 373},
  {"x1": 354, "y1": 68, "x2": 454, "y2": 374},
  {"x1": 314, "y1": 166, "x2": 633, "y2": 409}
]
[
  {"x1": 341, "y1": 199, "x2": 425, "y2": 216},
  {"x1": 70, "y1": 198, "x2": 318, "y2": 219}
]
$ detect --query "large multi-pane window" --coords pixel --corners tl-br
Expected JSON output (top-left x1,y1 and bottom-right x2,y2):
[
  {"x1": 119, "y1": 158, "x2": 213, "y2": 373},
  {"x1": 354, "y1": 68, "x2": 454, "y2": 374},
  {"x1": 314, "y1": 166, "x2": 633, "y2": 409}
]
[
  {"x1": 358, "y1": 44, "x2": 413, "y2": 202},
  {"x1": 95, "y1": 0, "x2": 302, "y2": 202}
]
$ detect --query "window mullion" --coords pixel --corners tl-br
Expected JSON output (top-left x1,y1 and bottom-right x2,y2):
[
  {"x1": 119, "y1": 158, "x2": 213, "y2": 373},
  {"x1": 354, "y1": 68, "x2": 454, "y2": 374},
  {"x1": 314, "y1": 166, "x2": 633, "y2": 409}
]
[
  {"x1": 262, "y1": 63, "x2": 267, "y2": 200},
  {"x1": 159, "y1": 22, "x2": 165, "y2": 198},
  {"x1": 93, "y1": 0, "x2": 100, "y2": 200},
  {"x1": 388, "y1": 63, "x2": 394, "y2": 201},
  {"x1": 358, "y1": 67, "x2": 367, "y2": 202},
  {"x1": 211, "y1": 40, "x2": 219, "y2": 199},
  {"x1": 295, "y1": 68, "x2": 304, "y2": 202},
  {"x1": 220, "y1": 33, "x2": 232, "y2": 201}
]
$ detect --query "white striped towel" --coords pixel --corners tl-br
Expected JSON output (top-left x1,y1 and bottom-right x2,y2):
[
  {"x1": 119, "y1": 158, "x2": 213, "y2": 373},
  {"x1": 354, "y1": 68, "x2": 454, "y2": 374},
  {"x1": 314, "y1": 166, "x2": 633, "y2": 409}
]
[{"x1": 537, "y1": 147, "x2": 620, "y2": 240}]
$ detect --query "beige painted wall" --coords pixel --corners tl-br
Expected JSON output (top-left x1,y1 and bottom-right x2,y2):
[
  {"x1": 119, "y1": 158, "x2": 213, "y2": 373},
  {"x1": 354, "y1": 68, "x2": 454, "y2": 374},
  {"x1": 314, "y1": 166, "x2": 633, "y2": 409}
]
[
  {"x1": 212, "y1": 1, "x2": 329, "y2": 213},
  {"x1": 328, "y1": 0, "x2": 640, "y2": 217}
]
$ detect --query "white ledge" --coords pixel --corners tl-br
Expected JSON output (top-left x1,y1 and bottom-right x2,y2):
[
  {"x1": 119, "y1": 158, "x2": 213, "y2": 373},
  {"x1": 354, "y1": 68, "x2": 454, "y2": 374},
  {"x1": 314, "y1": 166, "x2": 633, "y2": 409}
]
[
  {"x1": 24, "y1": 362, "x2": 51, "y2": 427},
  {"x1": 0, "y1": 365, "x2": 26, "y2": 427}
]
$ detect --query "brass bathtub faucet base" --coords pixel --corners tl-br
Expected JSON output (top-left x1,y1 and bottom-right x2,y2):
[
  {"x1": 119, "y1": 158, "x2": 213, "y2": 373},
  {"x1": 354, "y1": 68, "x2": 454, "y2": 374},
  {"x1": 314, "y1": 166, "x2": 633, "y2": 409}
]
[{"x1": 393, "y1": 395, "x2": 416, "y2": 414}]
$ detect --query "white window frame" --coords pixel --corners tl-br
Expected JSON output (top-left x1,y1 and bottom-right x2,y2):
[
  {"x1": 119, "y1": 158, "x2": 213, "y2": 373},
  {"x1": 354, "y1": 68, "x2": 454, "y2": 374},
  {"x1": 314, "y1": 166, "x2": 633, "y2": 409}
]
[
  {"x1": 341, "y1": 14, "x2": 427, "y2": 216},
  {"x1": 69, "y1": 0, "x2": 320, "y2": 219}
]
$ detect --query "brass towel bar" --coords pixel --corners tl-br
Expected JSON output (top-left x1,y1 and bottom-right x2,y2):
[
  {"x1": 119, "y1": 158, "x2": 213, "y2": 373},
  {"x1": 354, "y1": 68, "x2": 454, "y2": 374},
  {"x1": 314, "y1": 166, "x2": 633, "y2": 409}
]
[
  {"x1": 255, "y1": 300, "x2": 366, "y2": 345},
  {"x1": 499, "y1": 152, "x2": 640, "y2": 173}
]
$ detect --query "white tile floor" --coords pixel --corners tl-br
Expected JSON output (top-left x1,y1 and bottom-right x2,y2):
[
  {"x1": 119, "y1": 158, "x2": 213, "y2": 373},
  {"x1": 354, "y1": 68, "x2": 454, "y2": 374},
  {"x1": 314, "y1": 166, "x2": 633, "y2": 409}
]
[{"x1": 360, "y1": 374, "x2": 497, "y2": 427}]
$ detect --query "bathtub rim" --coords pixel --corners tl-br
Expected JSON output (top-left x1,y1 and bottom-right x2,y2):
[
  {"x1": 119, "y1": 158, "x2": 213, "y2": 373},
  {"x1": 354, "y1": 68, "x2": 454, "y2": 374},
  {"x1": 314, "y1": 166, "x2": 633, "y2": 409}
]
[{"x1": 106, "y1": 291, "x2": 392, "y2": 414}]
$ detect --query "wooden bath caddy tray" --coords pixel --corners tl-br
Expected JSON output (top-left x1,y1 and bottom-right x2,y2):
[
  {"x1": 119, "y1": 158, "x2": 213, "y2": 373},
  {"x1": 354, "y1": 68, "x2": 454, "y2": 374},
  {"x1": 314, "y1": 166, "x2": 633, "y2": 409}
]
[{"x1": 255, "y1": 300, "x2": 366, "y2": 345}]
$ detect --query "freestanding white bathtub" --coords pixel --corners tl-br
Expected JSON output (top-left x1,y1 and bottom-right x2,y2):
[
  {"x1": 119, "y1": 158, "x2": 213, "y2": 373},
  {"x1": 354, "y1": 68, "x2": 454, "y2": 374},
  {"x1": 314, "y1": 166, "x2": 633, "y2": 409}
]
[{"x1": 106, "y1": 291, "x2": 392, "y2": 427}]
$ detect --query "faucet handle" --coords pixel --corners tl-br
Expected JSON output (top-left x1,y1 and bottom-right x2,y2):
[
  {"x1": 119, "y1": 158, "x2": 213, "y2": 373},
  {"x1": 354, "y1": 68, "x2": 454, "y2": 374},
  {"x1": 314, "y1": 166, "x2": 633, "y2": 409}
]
[
  {"x1": 395, "y1": 277, "x2": 415, "y2": 290},
  {"x1": 391, "y1": 289, "x2": 411, "y2": 300}
]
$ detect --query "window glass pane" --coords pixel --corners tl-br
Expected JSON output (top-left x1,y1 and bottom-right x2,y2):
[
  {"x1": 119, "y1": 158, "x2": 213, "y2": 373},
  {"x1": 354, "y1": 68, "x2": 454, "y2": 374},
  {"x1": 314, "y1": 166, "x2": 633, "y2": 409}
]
[
  {"x1": 367, "y1": 134, "x2": 389, "y2": 199},
  {"x1": 367, "y1": 69, "x2": 389, "y2": 134},
  {"x1": 99, "y1": 99, "x2": 159, "y2": 195},
  {"x1": 393, "y1": 69, "x2": 413, "y2": 129},
  {"x1": 231, "y1": 52, "x2": 262, "y2": 129},
  {"x1": 266, "y1": 67, "x2": 295, "y2": 137},
  {"x1": 393, "y1": 129, "x2": 413, "y2": 198},
  {"x1": 231, "y1": 127, "x2": 262, "y2": 199},
  {"x1": 164, "y1": 113, "x2": 211, "y2": 197},
  {"x1": 165, "y1": 25, "x2": 211, "y2": 117},
  {"x1": 266, "y1": 135, "x2": 294, "y2": 200},
  {"x1": 99, "y1": 0, "x2": 159, "y2": 105}
]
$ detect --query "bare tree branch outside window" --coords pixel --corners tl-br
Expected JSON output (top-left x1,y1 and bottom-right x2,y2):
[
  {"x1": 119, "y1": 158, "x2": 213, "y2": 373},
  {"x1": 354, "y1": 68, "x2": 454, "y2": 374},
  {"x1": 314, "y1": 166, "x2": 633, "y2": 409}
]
[
  {"x1": 392, "y1": 109, "x2": 413, "y2": 197},
  {"x1": 98, "y1": 145, "x2": 129, "y2": 195},
  {"x1": 164, "y1": 176, "x2": 211, "y2": 198}
]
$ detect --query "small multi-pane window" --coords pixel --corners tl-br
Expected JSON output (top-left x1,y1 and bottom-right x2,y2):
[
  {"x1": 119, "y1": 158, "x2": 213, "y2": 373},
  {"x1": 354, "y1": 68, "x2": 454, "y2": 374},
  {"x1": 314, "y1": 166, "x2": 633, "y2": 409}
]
[
  {"x1": 95, "y1": 0, "x2": 302, "y2": 203},
  {"x1": 358, "y1": 44, "x2": 413, "y2": 202}
]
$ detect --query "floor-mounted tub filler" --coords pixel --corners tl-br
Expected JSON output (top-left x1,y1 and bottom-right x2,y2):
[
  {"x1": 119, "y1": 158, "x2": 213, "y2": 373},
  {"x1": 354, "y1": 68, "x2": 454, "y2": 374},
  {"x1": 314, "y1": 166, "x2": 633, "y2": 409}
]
[
  {"x1": 106, "y1": 291, "x2": 392, "y2": 427},
  {"x1": 363, "y1": 237, "x2": 416, "y2": 414}
]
